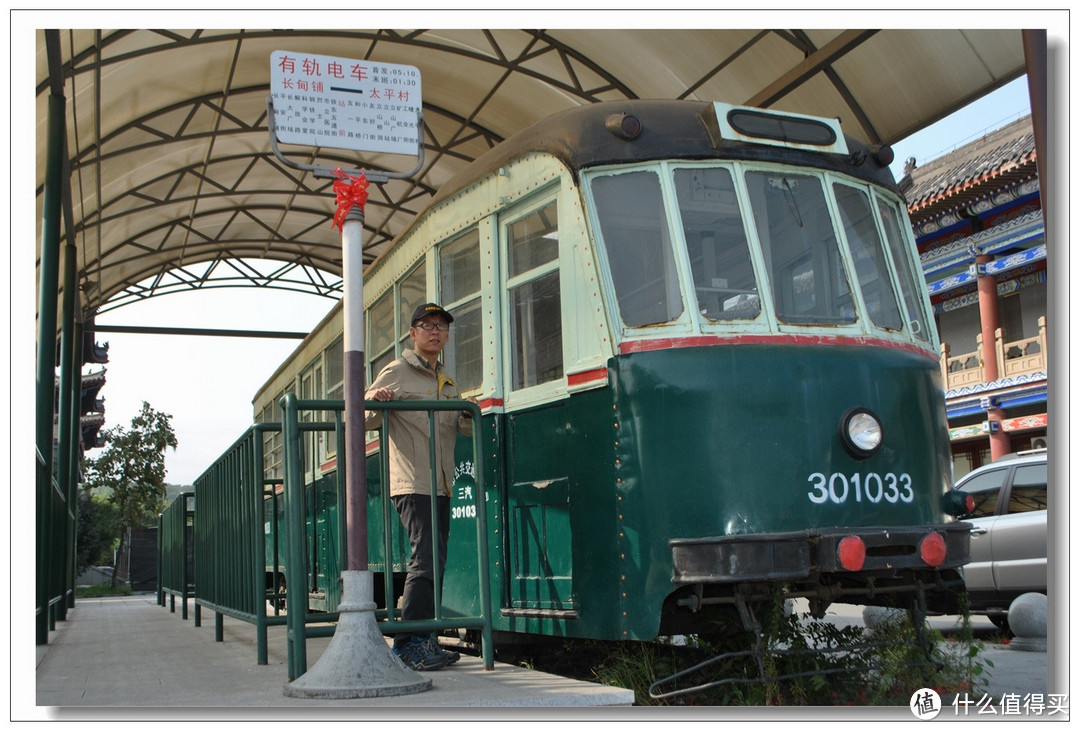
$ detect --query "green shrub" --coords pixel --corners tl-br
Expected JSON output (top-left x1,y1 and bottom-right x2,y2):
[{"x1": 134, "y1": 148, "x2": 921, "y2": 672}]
[{"x1": 584, "y1": 593, "x2": 990, "y2": 707}]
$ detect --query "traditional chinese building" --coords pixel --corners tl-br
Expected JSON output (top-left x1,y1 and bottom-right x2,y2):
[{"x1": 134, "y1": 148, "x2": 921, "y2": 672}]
[{"x1": 899, "y1": 114, "x2": 1047, "y2": 479}]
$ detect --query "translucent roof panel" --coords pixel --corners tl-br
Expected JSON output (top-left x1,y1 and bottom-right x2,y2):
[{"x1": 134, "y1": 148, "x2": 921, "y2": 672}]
[{"x1": 35, "y1": 27, "x2": 1029, "y2": 316}]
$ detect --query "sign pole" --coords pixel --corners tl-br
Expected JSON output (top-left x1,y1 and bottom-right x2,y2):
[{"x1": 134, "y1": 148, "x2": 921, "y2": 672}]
[
  {"x1": 284, "y1": 176, "x2": 431, "y2": 699},
  {"x1": 271, "y1": 50, "x2": 431, "y2": 698},
  {"x1": 342, "y1": 206, "x2": 368, "y2": 572}
]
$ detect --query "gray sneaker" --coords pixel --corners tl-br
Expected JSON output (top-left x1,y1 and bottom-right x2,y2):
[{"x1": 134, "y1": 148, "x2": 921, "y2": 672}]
[
  {"x1": 393, "y1": 637, "x2": 450, "y2": 671},
  {"x1": 421, "y1": 635, "x2": 460, "y2": 665}
]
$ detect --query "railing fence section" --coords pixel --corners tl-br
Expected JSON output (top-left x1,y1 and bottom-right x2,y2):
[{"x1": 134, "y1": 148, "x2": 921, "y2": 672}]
[
  {"x1": 280, "y1": 394, "x2": 493, "y2": 678},
  {"x1": 157, "y1": 491, "x2": 194, "y2": 617}
]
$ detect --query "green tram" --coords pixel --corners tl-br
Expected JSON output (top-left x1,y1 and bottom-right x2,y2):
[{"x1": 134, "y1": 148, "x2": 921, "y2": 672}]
[{"x1": 253, "y1": 100, "x2": 970, "y2": 646}]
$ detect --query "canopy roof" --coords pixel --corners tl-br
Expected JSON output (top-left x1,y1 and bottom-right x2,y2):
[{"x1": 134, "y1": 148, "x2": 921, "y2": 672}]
[{"x1": 36, "y1": 28, "x2": 1030, "y2": 316}]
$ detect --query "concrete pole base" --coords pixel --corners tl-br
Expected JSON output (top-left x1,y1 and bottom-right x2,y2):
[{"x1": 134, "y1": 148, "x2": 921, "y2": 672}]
[{"x1": 283, "y1": 570, "x2": 432, "y2": 698}]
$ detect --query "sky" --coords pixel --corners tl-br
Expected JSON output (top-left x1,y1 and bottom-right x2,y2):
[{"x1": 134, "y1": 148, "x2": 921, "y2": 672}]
[
  {"x1": 90, "y1": 288, "x2": 337, "y2": 485},
  {"x1": 887, "y1": 76, "x2": 1033, "y2": 181},
  {"x1": 72, "y1": 77, "x2": 1033, "y2": 486}
]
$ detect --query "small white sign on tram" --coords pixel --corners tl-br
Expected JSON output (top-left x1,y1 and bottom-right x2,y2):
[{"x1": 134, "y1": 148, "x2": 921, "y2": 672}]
[{"x1": 270, "y1": 50, "x2": 422, "y2": 155}]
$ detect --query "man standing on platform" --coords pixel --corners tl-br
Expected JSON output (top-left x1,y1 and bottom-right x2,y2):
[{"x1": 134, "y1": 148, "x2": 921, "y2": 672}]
[{"x1": 366, "y1": 302, "x2": 476, "y2": 670}]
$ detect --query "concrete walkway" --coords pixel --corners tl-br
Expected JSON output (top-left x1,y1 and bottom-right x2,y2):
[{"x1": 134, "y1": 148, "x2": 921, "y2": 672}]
[
  {"x1": 28, "y1": 593, "x2": 1063, "y2": 722},
  {"x1": 32, "y1": 592, "x2": 633, "y2": 719}
]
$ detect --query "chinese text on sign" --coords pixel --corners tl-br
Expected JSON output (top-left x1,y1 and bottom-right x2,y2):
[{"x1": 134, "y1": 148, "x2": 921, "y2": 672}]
[{"x1": 270, "y1": 50, "x2": 422, "y2": 155}]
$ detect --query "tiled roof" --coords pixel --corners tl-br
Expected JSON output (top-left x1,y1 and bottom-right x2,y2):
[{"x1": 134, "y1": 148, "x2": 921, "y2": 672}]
[{"x1": 899, "y1": 115, "x2": 1037, "y2": 223}]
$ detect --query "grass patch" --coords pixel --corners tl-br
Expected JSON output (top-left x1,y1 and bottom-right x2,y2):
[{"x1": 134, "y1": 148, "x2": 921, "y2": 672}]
[{"x1": 75, "y1": 584, "x2": 133, "y2": 598}]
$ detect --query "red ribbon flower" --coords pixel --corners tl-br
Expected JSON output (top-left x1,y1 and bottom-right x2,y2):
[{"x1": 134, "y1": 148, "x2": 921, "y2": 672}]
[{"x1": 331, "y1": 168, "x2": 369, "y2": 231}]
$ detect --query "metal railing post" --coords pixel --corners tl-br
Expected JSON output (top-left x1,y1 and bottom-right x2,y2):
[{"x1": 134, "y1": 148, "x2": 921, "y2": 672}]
[
  {"x1": 252, "y1": 424, "x2": 270, "y2": 664},
  {"x1": 281, "y1": 393, "x2": 308, "y2": 679}
]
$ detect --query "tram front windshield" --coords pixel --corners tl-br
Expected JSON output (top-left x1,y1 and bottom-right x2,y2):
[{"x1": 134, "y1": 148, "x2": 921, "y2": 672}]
[{"x1": 588, "y1": 163, "x2": 930, "y2": 342}]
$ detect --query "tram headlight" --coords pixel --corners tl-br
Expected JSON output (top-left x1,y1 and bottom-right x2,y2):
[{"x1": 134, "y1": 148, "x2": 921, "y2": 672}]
[
  {"x1": 605, "y1": 112, "x2": 641, "y2": 140},
  {"x1": 839, "y1": 407, "x2": 883, "y2": 459}
]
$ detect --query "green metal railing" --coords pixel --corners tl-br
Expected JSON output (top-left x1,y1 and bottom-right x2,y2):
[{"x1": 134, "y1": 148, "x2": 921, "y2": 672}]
[
  {"x1": 156, "y1": 398, "x2": 495, "y2": 673},
  {"x1": 188, "y1": 424, "x2": 284, "y2": 664},
  {"x1": 157, "y1": 492, "x2": 194, "y2": 617},
  {"x1": 37, "y1": 452, "x2": 74, "y2": 636},
  {"x1": 280, "y1": 394, "x2": 494, "y2": 679}
]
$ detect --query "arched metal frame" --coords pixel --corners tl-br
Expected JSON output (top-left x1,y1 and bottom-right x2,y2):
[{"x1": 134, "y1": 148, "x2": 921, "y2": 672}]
[{"x1": 37, "y1": 27, "x2": 1030, "y2": 315}]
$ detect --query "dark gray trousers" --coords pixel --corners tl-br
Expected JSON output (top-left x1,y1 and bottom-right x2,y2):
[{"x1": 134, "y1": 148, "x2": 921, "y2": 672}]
[{"x1": 391, "y1": 493, "x2": 450, "y2": 642}]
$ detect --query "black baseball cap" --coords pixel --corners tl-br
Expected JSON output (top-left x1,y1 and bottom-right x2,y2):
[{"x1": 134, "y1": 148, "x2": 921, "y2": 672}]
[{"x1": 411, "y1": 302, "x2": 454, "y2": 326}]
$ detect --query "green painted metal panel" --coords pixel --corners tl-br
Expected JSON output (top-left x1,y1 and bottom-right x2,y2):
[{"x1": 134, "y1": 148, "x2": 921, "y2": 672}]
[
  {"x1": 439, "y1": 342, "x2": 949, "y2": 642},
  {"x1": 441, "y1": 422, "x2": 502, "y2": 622},
  {"x1": 508, "y1": 476, "x2": 572, "y2": 609},
  {"x1": 608, "y1": 343, "x2": 951, "y2": 639}
]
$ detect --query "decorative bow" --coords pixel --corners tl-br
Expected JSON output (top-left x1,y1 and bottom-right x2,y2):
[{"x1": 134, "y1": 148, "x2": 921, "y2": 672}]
[{"x1": 331, "y1": 168, "x2": 369, "y2": 231}]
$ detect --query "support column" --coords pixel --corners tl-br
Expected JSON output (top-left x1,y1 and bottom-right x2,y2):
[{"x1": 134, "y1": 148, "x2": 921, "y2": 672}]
[
  {"x1": 36, "y1": 91, "x2": 65, "y2": 645},
  {"x1": 66, "y1": 319, "x2": 86, "y2": 610},
  {"x1": 55, "y1": 241, "x2": 78, "y2": 622},
  {"x1": 975, "y1": 254, "x2": 1010, "y2": 460}
]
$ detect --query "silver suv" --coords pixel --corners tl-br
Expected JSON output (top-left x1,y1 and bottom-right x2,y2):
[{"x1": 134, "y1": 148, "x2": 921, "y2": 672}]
[{"x1": 952, "y1": 450, "x2": 1048, "y2": 630}]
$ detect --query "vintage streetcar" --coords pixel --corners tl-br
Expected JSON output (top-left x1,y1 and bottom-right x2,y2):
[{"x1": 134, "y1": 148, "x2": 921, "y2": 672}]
[{"x1": 252, "y1": 99, "x2": 970, "y2": 650}]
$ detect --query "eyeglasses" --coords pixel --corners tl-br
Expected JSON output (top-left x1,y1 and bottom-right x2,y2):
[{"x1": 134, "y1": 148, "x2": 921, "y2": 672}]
[{"x1": 414, "y1": 321, "x2": 450, "y2": 332}]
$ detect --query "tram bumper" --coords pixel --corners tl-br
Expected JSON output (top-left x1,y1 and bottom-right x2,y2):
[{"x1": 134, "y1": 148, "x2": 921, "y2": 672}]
[{"x1": 670, "y1": 523, "x2": 971, "y2": 584}]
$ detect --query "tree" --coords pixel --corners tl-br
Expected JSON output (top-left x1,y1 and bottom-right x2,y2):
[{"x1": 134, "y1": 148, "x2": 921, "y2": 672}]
[
  {"x1": 83, "y1": 401, "x2": 178, "y2": 588},
  {"x1": 75, "y1": 491, "x2": 119, "y2": 576}
]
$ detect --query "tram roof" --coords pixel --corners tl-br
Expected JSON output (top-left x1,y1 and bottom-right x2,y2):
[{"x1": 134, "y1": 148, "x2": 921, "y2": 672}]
[
  {"x1": 33, "y1": 25, "x2": 1038, "y2": 317},
  {"x1": 423, "y1": 99, "x2": 900, "y2": 214}
]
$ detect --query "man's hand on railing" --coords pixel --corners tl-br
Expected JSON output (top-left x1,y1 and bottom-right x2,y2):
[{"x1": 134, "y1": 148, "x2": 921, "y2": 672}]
[{"x1": 368, "y1": 387, "x2": 394, "y2": 402}]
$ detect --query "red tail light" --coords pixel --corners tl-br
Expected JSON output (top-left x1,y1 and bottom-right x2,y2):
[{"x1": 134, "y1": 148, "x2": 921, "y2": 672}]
[
  {"x1": 837, "y1": 536, "x2": 866, "y2": 571},
  {"x1": 920, "y1": 532, "x2": 947, "y2": 567}
]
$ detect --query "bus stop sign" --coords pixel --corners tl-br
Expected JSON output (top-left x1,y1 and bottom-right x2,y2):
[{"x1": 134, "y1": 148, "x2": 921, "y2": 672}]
[{"x1": 270, "y1": 50, "x2": 421, "y2": 156}]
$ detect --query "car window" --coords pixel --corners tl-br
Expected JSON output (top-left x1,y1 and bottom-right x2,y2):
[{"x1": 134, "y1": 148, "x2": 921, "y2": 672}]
[
  {"x1": 957, "y1": 467, "x2": 1008, "y2": 517},
  {"x1": 1007, "y1": 463, "x2": 1048, "y2": 514}
]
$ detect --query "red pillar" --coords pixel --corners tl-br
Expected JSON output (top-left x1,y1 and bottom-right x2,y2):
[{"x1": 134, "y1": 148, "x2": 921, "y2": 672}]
[{"x1": 976, "y1": 254, "x2": 1010, "y2": 460}]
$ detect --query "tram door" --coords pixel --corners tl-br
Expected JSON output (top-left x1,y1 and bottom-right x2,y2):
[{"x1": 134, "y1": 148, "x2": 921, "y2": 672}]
[
  {"x1": 500, "y1": 197, "x2": 575, "y2": 612},
  {"x1": 506, "y1": 408, "x2": 574, "y2": 611}
]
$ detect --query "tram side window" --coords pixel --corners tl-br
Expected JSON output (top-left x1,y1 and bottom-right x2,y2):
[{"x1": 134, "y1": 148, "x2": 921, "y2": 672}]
[
  {"x1": 506, "y1": 200, "x2": 563, "y2": 390},
  {"x1": 299, "y1": 360, "x2": 326, "y2": 473},
  {"x1": 261, "y1": 396, "x2": 284, "y2": 481},
  {"x1": 325, "y1": 336, "x2": 344, "y2": 456},
  {"x1": 368, "y1": 293, "x2": 395, "y2": 379},
  {"x1": 590, "y1": 171, "x2": 684, "y2": 327},
  {"x1": 832, "y1": 183, "x2": 902, "y2": 330},
  {"x1": 397, "y1": 263, "x2": 427, "y2": 354},
  {"x1": 326, "y1": 335, "x2": 344, "y2": 402},
  {"x1": 439, "y1": 228, "x2": 483, "y2": 392},
  {"x1": 876, "y1": 195, "x2": 931, "y2": 342},
  {"x1": 673, "y1": 168, "x2": 760, "y2": 321},
  {"x1": 745, "y1": 171, "x2": 855, "y2": 325}
]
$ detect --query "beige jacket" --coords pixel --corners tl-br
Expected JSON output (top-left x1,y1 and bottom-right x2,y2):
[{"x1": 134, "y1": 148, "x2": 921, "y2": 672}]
[{"x1": 364, "y1": 348, "x2": 473, "y2": 497}]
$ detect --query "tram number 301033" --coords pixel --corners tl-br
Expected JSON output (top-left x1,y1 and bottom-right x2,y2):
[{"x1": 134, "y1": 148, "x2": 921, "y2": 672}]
[{"x1": 807, "y1": 472, "x2": 914, "y2": 505}]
